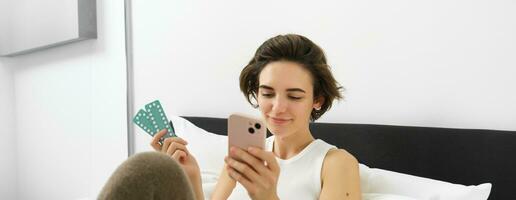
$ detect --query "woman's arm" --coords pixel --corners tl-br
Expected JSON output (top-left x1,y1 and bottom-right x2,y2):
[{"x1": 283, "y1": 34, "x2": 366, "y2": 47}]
[
  {"x1": 319, "y1": 149, "x2": 362, "y2": 200},
  {"x1": 151, "y1": 129, "x2": 205, "y2": 200},
  {"x1": 188, "y1": 172, "x2": 205, "y2": 200},
  {"x1": 211, "y1": 164, "x2": 237, "y2": 199}
]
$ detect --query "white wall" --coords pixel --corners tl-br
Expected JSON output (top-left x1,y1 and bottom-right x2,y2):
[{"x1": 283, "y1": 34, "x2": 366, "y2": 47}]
[
  {"x1": 0, "y1": 59, "x2": 16, "y2": 200},
  {"x1": 132, "y1": 0, "x2": 516, "y2": 153},
  {"x1": 2, "y1": 1, "x2": 128, "y2": 199},
  {"x1": 0, "y1": 0, "x2": 11, "y2": 53}
]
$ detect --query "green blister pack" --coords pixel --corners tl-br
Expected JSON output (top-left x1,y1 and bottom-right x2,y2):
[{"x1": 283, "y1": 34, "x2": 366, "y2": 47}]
[{"x1": 133, "y1": 100, "x2": 176, "y2": 141}]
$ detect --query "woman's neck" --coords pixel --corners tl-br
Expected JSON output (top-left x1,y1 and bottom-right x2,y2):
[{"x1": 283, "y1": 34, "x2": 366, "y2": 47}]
[{"x1": 272, "y1": 128, "x2": 315, "y2": 160}]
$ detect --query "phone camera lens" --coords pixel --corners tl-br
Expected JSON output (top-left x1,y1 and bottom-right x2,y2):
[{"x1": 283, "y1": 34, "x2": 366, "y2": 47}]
[
  {"x1": 254, "y1": 123, "x2": 261, "y2": 129},
  {"x1": 248, "y1": 127, "x2": 255, "y2": 134}
]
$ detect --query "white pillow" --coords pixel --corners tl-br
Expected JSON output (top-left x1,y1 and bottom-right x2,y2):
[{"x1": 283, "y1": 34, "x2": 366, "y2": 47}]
[
  {"x1": 362, "y1": 193, "x2": 420, "y2": 200},
  {"x1": 169, "y1": 116, "x2": 227, "y2": 198},
  {"x1": 360, "y1": 164, "x2": 492, "y2": 200}
]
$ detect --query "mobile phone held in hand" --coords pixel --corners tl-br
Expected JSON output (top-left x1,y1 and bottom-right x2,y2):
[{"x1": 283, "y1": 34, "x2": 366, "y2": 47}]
[{"x1": 228, "y1": 113, "x2": 266, "y2": 154}]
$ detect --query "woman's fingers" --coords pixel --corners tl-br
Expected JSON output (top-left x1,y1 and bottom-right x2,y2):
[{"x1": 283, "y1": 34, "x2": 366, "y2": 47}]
[
  {"x1": 162, "y1": 137, "x2": 189, "y2": 154},
  {"x1": 150, "y1": 130, "x2": 188, "y2": 152},
  {"x1": 248, "y1": 147, "x2": 280, "y2": 173},
  {"x1": 171, "y1": 150, "x2": 187, "y2": 161},
  {"x1": 229, "y1": 147, "x2": 268, "y2": 175},
  {"x1": 225, "y1": 156, "x2": 262, "y2": 181},
  {"x1": 163, "y1": 137, "x2": 188, "y2": 150},
  {"x1": 226, "y1": 166, "x2": 255, "y2": 193},
  {"x1": 161, "y1": 138, "x2": 171, "y2": 153},
  {"x1": 227, "y1": 148, "x2": 271, "y2": 188},
  {"x1": 166, "y1": 142, "x2": 189, "y2": 156},
  {"x1": 224, "y1": 147, "x2": 281, "y2": 199},
  {"x1": 150, "y1": 129, "x2": 168, "y2": 151}
]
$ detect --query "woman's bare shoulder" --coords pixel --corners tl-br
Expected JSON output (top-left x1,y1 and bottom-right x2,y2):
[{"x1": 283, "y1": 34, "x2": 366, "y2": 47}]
[
  {"x1": 319, "y1": 148, "x2": 361, "y2": 199},
  {"x1": 323, "y1": 148, "x2": 359, "y2": 175}
]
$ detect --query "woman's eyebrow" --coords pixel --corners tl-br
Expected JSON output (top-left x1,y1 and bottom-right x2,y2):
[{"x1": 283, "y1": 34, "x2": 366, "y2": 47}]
[
  {"x1": 259, "y1": 85, "x2": 306, "y2": 93},
  {"x1": 259, "y1": 85, "x2": 274, "y2": 90},
  {"x1": 286, "y1": 88, "x2": 306, "y2": 93}
]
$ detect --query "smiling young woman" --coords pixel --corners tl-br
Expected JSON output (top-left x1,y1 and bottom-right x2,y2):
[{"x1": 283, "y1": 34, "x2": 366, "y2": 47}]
[
  {"x1": 210, "y1": 34, "x2": 362, "y2": 200},
  {"x1": 101, "y1": 34, "x2": 361, "y2": 200},
  {"x1": 143, "y1": 34, "x2": 362, "y2": 200}
]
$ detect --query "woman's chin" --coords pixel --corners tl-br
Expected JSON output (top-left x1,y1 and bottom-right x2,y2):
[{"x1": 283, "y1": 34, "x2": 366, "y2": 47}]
[{"x1": 267, "y1": 126, "x2": 288, "y2": 136}]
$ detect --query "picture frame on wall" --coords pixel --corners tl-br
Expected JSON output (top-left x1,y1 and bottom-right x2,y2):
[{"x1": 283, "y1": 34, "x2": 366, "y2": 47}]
[{"x1": 0, "y1": 0, "x2": 97, "y2": 57}]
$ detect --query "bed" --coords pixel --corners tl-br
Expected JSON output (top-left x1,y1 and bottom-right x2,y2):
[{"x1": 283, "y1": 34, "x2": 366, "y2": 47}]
[{"x1": 183, "y1": 116, "x2": 516, "y2": 200}]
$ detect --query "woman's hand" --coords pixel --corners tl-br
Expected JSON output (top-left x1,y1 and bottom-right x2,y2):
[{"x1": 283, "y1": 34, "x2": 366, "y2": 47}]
[
  {"x1": 150, "y1": 129, "x2": 200, "y2": 179},
  {"x1": 225, "y1": 146, "x2": 281, "y2": 200}
]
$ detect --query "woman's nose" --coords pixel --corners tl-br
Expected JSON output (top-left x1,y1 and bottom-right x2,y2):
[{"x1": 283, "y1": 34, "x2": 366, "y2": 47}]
[{"x1": 271, "y1": 97, "x2": 287, "y2": 113}]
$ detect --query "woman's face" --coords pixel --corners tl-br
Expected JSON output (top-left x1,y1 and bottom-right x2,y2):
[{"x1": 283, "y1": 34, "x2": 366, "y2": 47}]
[{"x1": 257, "y1": 61, "x2": 323, "y2": 137}]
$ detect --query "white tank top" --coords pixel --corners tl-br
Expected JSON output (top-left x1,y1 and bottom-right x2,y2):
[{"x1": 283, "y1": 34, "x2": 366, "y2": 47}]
[{"x1": 227, "y1": 136, "x2": 337, "y2": 200}]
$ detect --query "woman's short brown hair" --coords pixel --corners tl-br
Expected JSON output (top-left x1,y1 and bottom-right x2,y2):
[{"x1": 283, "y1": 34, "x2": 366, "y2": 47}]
[{"x1": 239, "y1": 34, "x2": 343, "y2": 121}]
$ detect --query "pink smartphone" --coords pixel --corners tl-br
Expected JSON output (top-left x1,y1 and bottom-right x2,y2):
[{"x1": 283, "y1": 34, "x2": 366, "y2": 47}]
[{"x1": 228, "y1": 113, "x2": 266, "y2": 154}]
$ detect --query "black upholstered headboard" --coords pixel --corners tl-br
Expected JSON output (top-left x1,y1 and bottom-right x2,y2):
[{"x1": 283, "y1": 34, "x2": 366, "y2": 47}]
[{"x1": 183, "y1": 116, "x2": 516, "y2": 200}]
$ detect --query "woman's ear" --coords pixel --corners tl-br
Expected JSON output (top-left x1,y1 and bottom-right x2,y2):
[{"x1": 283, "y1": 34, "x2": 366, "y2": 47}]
[{"x1": 313, "y1": 96, "x2": 325, "y2": 110}]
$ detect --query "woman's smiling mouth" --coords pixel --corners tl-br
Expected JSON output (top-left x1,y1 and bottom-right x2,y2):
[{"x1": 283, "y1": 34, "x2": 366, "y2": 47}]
[{"x1": 269, "y1": 116, "x2": 292, "y2": 125}]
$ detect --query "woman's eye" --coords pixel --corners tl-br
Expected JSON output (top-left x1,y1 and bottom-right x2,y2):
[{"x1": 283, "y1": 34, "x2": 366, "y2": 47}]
[
  {"x1": 289, "y1": 96, "x2": 302, "y2": 100},
  {"x1": 261, "y1": 93, "x2": 274, "y2": 97}
]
